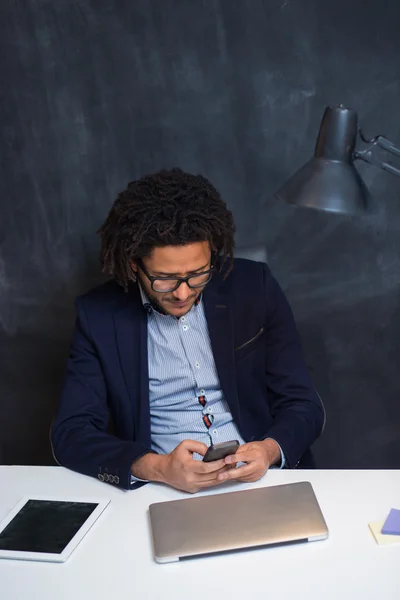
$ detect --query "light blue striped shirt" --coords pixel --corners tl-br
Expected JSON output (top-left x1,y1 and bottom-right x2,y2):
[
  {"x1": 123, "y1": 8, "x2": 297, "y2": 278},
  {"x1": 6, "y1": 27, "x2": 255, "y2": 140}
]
[
  {"x1": 141, "y1": 285, "x2": 246, "y2": 454},
  {"x1": 131, "y1": 284, "x2": 284, "y2": 482}
]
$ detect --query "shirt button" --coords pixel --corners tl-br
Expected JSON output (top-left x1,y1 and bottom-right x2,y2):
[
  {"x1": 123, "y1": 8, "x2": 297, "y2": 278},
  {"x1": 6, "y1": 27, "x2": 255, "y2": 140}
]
[
  {"x1": 195, "y1": 362, "x2": 200, "y2": 368},
  {"x1": 200, "y1": 389, "x2": 205, "y2": 395},
  {"x1": 207, "y1": 408, "x2": 212, "y2": 414},
  {"x1": 182, "y1": 325, "x2": 188, "y2": 331},
  {"x1": 180, "y1": 316, "x2": 186, "y2": 322},
  {"x1": 212, "y1": 429, "x2": 218, "y2": 436}
]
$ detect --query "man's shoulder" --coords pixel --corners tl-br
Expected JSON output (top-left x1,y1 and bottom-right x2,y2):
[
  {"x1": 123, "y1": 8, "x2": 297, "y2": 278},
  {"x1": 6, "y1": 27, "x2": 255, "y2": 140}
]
[
  {"x1": 222, "y1": 257, "x2": 269, "y2": 289},
  {"x1": 215, "y1": 258, "x2": 281, "y2": 320},
  {"x1": 76, "y1": 280, "x2": 139, "y2": 314}
]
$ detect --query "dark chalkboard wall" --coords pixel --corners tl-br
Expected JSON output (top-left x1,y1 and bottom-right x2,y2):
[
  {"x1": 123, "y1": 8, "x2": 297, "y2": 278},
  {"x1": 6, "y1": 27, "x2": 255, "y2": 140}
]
[{"x1": 1, "y1": 0, "x2": 400, "y2": 467}]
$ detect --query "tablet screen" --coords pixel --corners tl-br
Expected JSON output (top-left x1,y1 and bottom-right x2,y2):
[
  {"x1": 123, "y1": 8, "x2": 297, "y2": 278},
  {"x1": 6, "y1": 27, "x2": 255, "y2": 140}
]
[{"x1": 0, "y1": 500, "x2": 98, "y2": 554}]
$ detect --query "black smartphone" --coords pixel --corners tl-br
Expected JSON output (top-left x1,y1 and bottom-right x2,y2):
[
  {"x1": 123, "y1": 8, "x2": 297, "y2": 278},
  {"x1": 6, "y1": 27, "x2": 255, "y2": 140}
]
[{"x1": 202, "y1": 440, "x2": 240, "y2": 462}]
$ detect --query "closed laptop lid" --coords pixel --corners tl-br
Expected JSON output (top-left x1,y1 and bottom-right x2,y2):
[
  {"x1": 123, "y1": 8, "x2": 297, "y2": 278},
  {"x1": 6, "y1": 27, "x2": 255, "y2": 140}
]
[{"x1": 149, "y1": 481, "x2": 328, "y2": 563}]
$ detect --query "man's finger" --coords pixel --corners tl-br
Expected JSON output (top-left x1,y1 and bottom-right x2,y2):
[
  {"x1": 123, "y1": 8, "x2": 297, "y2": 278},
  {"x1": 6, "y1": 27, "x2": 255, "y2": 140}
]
[
  {"x1": 182, "y1": 466, "x2": 233, "y2": 493},
  {"x1": 180, "y1": 439, "x2": 209, "y2": 456},
  {"x1": 192, "y1": 458, "x2": 227, "y2": 474},
  {"x1": 198, "y1": 469, "x2": 232, "y2": 488},
  {"x1": 217, "y1": 462, "x2": 256, "y2": 482},
  {"x1": 190, "y1": 465, "x2": 231, "y2": 486},
  {"x1": 224, "y1": 450, "x2": 258, "y2": 465}
]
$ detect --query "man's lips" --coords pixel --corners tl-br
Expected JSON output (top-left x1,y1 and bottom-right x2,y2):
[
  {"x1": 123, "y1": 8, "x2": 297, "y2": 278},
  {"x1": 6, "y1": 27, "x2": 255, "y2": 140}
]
[{"x1": 167, "y1": 297, "x2": 195, "y2": 307}]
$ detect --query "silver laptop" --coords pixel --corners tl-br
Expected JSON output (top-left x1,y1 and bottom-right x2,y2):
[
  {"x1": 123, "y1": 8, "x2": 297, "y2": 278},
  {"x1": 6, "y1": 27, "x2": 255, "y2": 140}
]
[{"x1": 149, "y1": 481, "x2": 328, "y2": 563}]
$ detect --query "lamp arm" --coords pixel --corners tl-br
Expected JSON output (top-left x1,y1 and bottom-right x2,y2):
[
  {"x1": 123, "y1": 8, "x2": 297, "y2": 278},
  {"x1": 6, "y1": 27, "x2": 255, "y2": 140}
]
[{"x1": 355, "y1": 129, "x2": 400, "y2": 177}]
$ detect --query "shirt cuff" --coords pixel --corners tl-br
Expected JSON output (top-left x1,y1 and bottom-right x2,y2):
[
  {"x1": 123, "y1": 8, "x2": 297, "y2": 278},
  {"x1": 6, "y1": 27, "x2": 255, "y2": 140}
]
[{"x1": 130, "y1": 474, "x2": 150, "y2": 484}]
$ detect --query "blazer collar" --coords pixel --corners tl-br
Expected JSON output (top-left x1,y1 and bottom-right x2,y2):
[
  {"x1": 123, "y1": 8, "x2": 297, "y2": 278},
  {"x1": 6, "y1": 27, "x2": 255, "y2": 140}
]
[{"x1": 203, "y1": 266, "x2": 241, "y2": 426}]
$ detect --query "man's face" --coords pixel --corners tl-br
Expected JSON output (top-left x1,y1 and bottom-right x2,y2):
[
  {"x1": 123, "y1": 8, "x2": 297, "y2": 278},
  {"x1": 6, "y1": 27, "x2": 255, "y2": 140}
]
[{"x1": 132, "y1": 241, "x2": 213, "y2": 317}]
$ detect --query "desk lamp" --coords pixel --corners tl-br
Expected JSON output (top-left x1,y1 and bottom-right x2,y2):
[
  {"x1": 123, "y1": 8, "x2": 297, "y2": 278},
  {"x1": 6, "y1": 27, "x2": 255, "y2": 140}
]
[{"x1": 275, "y1": 105, "x2": 400, "y2": 215}]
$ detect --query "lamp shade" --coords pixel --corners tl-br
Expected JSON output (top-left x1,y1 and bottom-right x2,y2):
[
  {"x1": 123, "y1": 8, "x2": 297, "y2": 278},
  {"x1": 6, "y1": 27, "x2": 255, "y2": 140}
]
[{"x1": 275, "y1": 106, "x2": 370, "y2": 215}]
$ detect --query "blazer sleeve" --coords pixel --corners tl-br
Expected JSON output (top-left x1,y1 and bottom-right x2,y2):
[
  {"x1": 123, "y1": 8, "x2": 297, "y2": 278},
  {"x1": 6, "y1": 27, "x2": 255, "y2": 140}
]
[
  {"x1": 50, "y1": 298, "x2": 152, "y2": 490},
  {"x1": 261, "y1": 265, "x2": 325, "y2": 467}
]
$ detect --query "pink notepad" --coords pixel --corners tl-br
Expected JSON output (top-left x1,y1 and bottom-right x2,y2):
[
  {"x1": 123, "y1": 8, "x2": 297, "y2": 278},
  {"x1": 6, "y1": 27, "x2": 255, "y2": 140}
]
[{"x1": 381, "y1": 509, "x2": 400, "y2": 536}]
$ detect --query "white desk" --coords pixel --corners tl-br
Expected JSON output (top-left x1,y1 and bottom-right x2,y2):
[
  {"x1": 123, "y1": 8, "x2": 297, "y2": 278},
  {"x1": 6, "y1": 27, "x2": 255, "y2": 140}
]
[{"x1": 1, "y1": 467, "x2": 399, "y2": 600}]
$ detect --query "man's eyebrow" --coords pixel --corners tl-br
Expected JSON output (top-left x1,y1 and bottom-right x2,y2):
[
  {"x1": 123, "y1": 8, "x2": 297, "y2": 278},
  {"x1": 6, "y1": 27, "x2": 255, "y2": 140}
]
[{"x1": 153, "y1": 262, "x2": 210, "y2": 277}]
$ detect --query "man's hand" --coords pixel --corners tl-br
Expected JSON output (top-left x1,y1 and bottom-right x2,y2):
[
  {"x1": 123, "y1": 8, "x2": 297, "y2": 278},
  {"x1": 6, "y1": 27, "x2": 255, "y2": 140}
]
[
  {"x1": 216, "y1": 438, "x2": 281, "y2": 484},
  {"x1": 131, "y1": 440, "x2": 231, "y2": 493}
]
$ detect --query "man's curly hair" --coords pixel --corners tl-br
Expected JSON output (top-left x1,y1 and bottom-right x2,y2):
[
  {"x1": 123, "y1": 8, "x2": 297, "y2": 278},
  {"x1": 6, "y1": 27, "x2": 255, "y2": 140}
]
[{"x1": 98, "y1": 168, "x2": 236, "y2": 289}]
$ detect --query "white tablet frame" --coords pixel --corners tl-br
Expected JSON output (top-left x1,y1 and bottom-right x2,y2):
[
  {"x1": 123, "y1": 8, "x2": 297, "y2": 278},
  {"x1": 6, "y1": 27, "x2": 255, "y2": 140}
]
[{"x1": 0, "y1": 495, "x2": 110, "y2": 563}]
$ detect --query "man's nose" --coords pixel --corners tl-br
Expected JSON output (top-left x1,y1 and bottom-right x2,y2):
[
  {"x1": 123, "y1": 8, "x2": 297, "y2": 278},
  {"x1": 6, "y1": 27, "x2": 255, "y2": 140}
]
[{"x1": 172, "y1": 282, "x2": 191, "y2": 301}]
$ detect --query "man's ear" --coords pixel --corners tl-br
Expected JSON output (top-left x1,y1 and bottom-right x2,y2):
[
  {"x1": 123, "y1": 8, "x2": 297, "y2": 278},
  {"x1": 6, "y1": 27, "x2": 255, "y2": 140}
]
[
  {"x1": 129, "y1": 261, "x2": 139, "y2": 284},
  {"x1": 210, "y1": 248, "x2": 218, "y2": 266}
]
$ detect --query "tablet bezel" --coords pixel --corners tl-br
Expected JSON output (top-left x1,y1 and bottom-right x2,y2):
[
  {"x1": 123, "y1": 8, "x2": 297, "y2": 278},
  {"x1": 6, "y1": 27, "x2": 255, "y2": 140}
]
[{"x1": 0, "y1": 495, "x2": 110, "y2": 563}]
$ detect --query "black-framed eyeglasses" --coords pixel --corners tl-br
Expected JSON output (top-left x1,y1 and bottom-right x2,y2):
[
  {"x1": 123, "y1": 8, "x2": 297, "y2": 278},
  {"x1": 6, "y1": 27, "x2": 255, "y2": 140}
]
[{"x1": 137, "y1": 259, "x2": 214, "y2": 293}]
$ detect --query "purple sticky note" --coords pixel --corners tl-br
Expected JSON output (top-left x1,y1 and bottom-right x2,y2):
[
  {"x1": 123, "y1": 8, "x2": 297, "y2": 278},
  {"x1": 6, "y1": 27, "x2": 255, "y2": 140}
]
[{"x1": 381, "y1": 509, "x2": 400, "y2": 535}]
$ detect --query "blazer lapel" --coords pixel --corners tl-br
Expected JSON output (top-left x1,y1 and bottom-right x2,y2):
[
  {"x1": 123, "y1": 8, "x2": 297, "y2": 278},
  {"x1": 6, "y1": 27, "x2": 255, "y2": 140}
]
[
  {"x1": 203, "y1": 281, "x2": 241, "y2": 427},
  {"x1": 113, "y1": 285, "x2": 150, "y2": 441}
]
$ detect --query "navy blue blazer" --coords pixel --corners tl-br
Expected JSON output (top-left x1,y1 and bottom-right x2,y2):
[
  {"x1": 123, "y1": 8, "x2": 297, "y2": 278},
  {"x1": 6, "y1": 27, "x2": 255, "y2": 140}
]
[{"x1": 51, "y1": 259, "x2": 325, "y2": 490}]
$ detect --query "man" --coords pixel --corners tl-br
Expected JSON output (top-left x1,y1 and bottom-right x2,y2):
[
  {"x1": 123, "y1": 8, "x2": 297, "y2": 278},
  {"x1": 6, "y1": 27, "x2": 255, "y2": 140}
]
[{"x1": 51, "y1": 168, "x2": 325, "y2": 493}]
